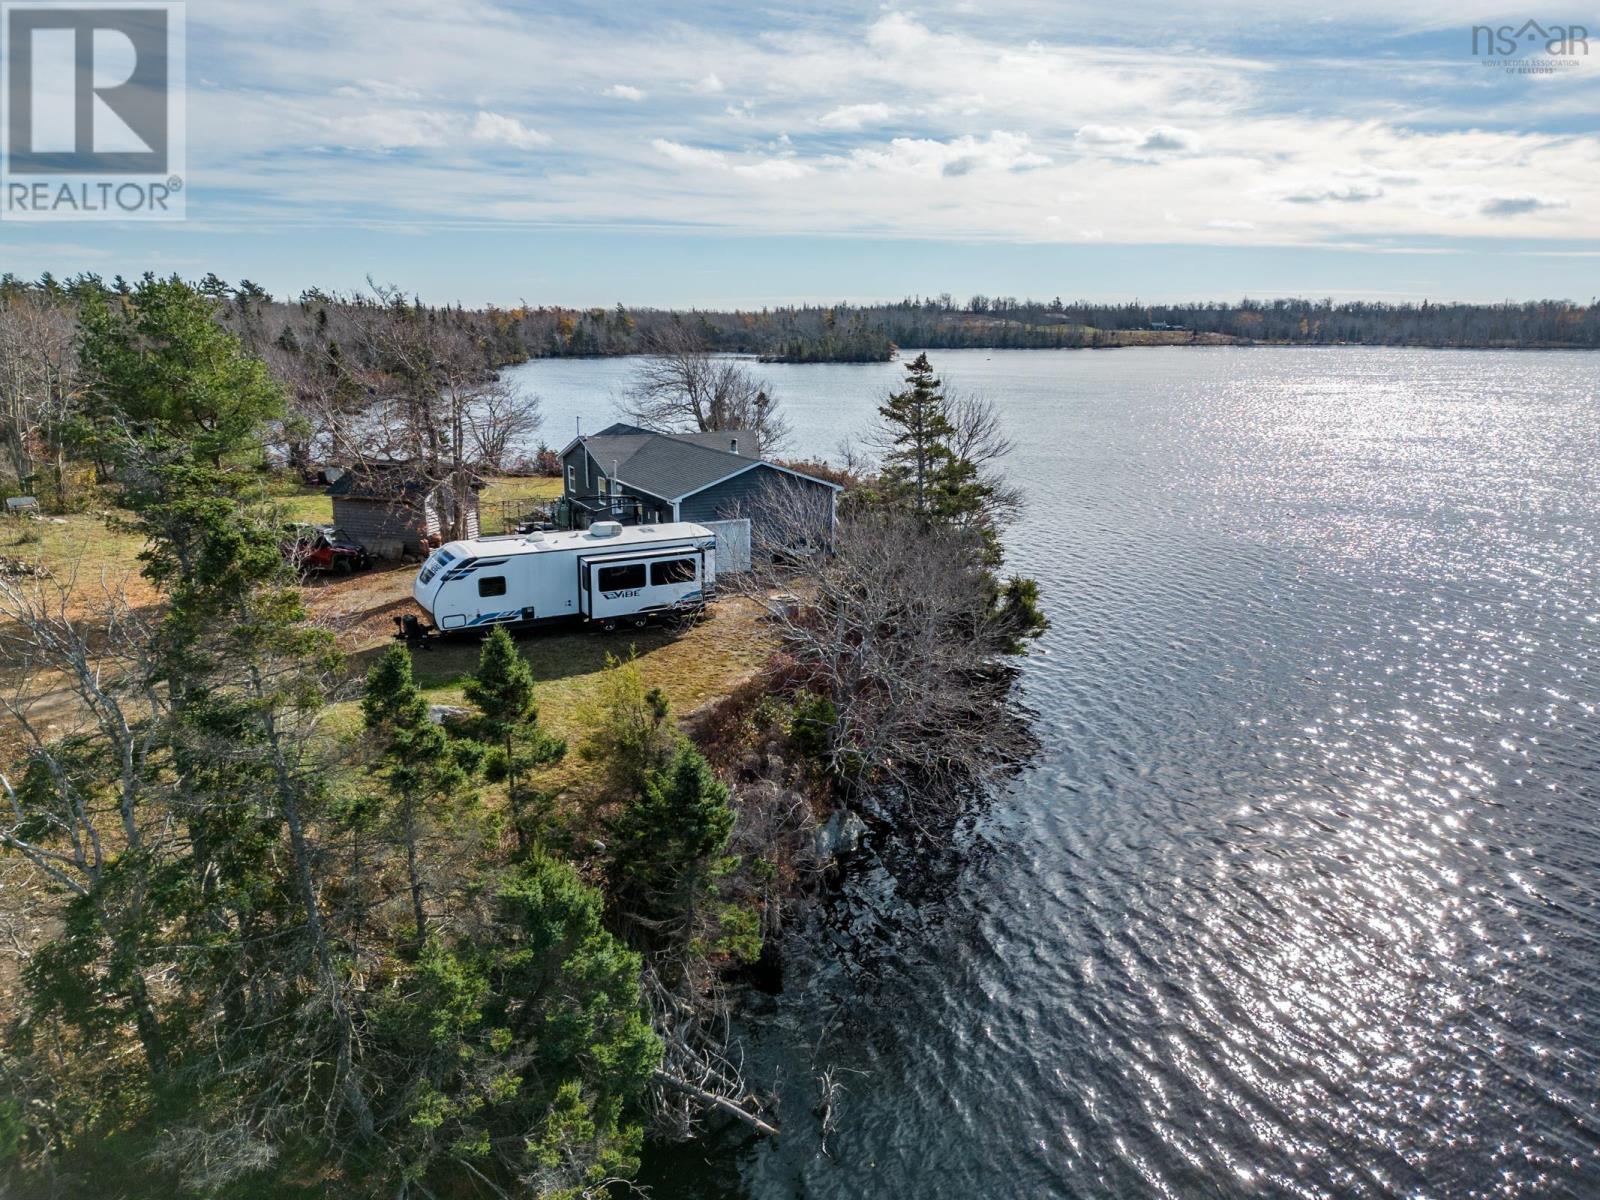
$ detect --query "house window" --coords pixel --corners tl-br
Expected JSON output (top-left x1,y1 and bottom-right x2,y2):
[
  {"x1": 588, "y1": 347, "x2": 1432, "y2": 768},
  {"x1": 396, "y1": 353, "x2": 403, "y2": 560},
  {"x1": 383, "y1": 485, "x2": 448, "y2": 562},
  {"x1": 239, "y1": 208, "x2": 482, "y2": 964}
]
[
  {"x1": 596, "y1": 474, "x2": 607, "y2": 495},
  {"x1": 478, "y1": 575, "x2": 507, "y2": 597},
  {"x1": 598, "y1": 563, "x2": 646, "y2": 591},
  {"x1": 651, "y1": 558, "x2": 697, "y2": 586},
  {"x1": 566, "y1": 464, "x2": 576, "y2": 492}
]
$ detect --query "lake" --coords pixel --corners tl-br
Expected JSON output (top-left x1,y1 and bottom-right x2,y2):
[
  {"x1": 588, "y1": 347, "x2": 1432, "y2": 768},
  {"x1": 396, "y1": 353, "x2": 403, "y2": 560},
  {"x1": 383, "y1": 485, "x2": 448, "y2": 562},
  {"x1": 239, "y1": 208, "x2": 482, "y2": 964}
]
[{"x1": 504, "y1": 348, "x2": 1600, "y2": 1198}]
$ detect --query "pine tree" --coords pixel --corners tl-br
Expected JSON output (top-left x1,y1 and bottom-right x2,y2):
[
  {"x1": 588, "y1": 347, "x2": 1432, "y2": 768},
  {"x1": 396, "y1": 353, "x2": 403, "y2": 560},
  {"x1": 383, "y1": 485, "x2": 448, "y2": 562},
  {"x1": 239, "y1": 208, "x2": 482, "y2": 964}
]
[
  {"x1": 362, "y1": 645, "x2": 478, "y2": 953},
  {"x1": 608, "y1": 744, "x2": 757, "y2": 962},
  {"x1": 578, "y1": 651, "x2": 676, "y2": 799},
  {"x1": 76, "y1": 273, "x2": 283, "y2": 466},
  {"x1": 371, "y1": 856, "x2": 661, "y2": 1197},
  {"x1": 875, "y1": 352, "x2": 958, "y2": 521},
  {"x1": 464, "y1": 626, "x2": 565, "y2": 850}
]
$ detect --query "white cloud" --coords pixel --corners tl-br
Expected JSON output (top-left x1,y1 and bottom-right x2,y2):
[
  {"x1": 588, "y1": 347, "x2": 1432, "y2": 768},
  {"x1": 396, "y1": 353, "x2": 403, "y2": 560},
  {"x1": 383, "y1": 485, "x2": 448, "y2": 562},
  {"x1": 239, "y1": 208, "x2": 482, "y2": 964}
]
[
  {"x1": 817, "y1": 102, "x2": 896, "y2": 131},
  {"x1": 332, "y1": 79, "x2": 423, "y2": 102},
  {"x1": 652, "y1": 138, "x2": 727, "y2": 169},
  {"x1": 1141, "y1": 126, "x2": 1200, "y2": 152},
  {"x1": 847, "y1": 131, "x2": 1050, "y2": 177},
  {"x1": 1075, "y1": 124, "x2": 1143, "y2": 147},
  {"x1": 652, "y1": 137, "x2": 810, "y2": 180},
  {"x1": 138, "y1": 1, "x2": 1600, "y2": 250},
  {"x1": 321, "y1": 109, "x2": 455, "y2": 149},
  {"x1": 470, "y1": 111, "x2": 550, "y2": 149},
  {"x1": 733, "y1": 158, "x2": 811, "y2": 180}
]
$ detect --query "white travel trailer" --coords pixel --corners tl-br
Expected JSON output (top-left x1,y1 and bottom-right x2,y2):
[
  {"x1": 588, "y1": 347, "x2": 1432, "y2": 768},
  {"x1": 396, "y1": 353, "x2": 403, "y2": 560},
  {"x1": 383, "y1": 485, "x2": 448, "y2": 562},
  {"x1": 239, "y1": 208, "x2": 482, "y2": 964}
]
[{"x1": 411, "y1": 521, "x2": 717, "y2": 635}]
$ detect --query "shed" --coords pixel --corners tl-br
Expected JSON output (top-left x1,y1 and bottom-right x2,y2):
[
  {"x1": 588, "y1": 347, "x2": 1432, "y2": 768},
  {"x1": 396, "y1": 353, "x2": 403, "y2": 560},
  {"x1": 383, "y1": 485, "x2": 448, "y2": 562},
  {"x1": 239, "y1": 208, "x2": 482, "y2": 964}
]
[{"x1": 327, "y1": 465, "x2": 483, "y2": 560}]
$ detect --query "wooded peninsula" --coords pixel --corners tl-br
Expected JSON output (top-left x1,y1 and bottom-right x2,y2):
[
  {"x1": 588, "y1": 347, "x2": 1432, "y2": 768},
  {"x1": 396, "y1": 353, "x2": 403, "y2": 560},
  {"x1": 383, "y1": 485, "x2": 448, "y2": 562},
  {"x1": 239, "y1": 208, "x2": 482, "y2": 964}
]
[{"x1": 0, "y1": 273, "x2": 1044, "y2": 1199}]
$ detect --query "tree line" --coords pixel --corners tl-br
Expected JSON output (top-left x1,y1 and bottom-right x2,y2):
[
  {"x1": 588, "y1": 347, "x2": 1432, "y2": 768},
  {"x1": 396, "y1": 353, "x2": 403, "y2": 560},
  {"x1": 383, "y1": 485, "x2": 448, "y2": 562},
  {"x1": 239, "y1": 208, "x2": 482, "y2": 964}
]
[
  {"x1": 860, "y1": 294, "x2": 1600, "y2": 349},
  {"x1": 13, "y1": 274, "x2": 1587, "y2": 411}
]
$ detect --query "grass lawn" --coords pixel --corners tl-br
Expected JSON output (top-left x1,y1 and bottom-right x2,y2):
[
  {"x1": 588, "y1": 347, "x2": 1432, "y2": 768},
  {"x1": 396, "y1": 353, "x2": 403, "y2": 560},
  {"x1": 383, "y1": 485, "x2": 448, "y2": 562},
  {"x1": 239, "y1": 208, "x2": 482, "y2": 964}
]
[
  {"x1": 479, "y1": 476, "x2": 563, "y2": 506},
  {"x1": 335, "y1": 596, "x2": 770, "y2": 750},
  {"x1": 320, "y1": 598, "x2": 771, "y2": 812},
  {"x1": 3, "y1": 475, "x2": 770, "y2": 797},
  {"x1": 4, "y1": 475, "x2": 566, "y2": 587},
  {"x1": 268, "y1": 474, "x2": 564, "y2": 531}
]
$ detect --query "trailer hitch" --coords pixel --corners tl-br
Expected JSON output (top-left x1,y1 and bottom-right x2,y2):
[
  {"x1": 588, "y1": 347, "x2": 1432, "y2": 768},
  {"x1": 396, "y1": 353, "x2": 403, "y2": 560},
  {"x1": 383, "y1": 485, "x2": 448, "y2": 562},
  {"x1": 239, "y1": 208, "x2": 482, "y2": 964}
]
[{"x1": 393, "y1": 613, "x2": 436, "y2": 650}]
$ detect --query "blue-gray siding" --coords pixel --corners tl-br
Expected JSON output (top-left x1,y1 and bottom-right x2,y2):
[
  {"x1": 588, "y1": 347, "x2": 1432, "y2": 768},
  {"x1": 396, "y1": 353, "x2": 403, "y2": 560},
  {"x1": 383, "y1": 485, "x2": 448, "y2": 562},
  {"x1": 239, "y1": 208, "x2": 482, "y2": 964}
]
[
  {"x1": 679, "y1": 465, "x2": 833, "y2": 532},
  {"x1": 562, "y1": 444, "x2": 673, "y2": 521}
]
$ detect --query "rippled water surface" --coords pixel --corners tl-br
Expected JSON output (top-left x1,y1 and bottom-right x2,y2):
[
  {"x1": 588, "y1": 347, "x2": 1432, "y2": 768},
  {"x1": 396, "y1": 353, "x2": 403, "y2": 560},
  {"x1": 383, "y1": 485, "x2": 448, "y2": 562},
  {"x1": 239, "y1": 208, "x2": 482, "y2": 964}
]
[{"x1": 508, "y1": 348, "x2": 1600, "y2": 1198}]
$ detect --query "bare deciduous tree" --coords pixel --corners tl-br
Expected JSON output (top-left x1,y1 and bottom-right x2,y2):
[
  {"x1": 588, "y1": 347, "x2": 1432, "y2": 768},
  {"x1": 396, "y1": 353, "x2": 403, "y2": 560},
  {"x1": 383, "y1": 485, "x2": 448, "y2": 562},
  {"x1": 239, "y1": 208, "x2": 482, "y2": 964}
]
[
  {"x1": 329, "y1": 284, "x2": 544, "y2": 539},
  {"x1": 733, "y1": 487, "x2": 1035, "y2": 828},
  {"x1": 0, "y1": 569, "x2": 174, "y2": 1076},
  {"x1": 941, "y1": 388, "x2": 1024, "y2": 532},
  {"x1": 0, "y1": 294, "x2": 81, "y2": 506},
  {"x1": 467, "y1": 376, "x2": 544, "y2": 471},
  {"x1": 622, "y1": 324, "x2": 791, "y2": 454}
]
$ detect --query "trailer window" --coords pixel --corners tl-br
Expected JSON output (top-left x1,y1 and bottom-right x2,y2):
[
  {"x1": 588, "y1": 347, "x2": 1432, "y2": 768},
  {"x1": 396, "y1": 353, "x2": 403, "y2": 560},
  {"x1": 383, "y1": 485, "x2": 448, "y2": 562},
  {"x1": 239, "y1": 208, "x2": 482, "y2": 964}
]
[
  {"x1": 477, "y1": 575, "x2": 507, "y2": 597},
  {"x1": 598, "y1": 563, "x2": 646, "y2": 591},
  {"x1": 418, "y1": 548, "x2": 456, "y2": 585},
  {"x1": 651, "y1": 558, "x2": 697, "y2": 586}
]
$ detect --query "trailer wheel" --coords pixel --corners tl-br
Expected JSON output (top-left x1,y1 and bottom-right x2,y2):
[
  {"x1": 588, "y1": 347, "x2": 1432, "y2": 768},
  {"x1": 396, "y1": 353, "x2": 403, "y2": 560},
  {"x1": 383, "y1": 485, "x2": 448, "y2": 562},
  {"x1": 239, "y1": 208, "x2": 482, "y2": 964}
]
[
  {"x1": 600, "y1": 620, "x2": 619, "y2": 633},
  {"x1": 632, "y1": 617, "x2": 648, "y2": 628}
]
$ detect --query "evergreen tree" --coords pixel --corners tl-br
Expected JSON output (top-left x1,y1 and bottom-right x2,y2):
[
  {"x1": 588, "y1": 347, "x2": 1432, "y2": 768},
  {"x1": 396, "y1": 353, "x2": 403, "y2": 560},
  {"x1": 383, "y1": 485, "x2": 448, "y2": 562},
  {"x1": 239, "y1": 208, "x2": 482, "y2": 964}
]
[
  {"x1": 578, "y1": 650, "x2": 676, "y2": 799},
  {"x1": 371, "y1": 857, "x2": 661, "y2": 1198},
  {"x1": 875, "y1": 352, "x2": 958, "y2": 521},
  {"x1": 465, "y1": 626, "x2": 565, "y2": 850},
  {"x1": 363, "y1": 645, "x2": 479, "y2": 953},
  {"x1": 608, "y1": 744, "x2": 758, "y2": 963},
  {"x1": 994, "y1": 575, "x2": 1050, "y2": 654},
  {"x1": 871, "y1": 352, "x2": 1044, "y2": 635},
  {"x1": 76, "y1": 273, "x2": 283, "y2": 465}
]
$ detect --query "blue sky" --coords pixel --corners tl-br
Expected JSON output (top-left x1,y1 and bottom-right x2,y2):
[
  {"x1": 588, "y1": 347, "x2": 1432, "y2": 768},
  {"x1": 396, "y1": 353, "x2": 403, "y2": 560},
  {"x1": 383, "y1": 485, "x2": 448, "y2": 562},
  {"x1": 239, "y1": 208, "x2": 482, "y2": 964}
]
[{"x1": 3, "y1": 0, "x2": 1596, "y2": 306}]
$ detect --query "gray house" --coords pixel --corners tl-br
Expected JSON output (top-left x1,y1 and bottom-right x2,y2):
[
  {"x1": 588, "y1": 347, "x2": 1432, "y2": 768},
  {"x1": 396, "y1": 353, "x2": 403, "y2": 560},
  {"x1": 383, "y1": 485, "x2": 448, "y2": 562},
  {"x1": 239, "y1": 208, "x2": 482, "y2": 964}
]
[{"x1": 559, "y1": 423, "x2": 839, "y2": 544}]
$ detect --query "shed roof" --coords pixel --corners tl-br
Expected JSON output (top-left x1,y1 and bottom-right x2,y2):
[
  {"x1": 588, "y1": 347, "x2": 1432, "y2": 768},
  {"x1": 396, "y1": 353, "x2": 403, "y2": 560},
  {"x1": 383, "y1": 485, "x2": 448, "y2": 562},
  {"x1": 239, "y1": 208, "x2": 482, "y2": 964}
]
[{"x1": 327, "y1": 463, "x2": 484, "y2": 501}]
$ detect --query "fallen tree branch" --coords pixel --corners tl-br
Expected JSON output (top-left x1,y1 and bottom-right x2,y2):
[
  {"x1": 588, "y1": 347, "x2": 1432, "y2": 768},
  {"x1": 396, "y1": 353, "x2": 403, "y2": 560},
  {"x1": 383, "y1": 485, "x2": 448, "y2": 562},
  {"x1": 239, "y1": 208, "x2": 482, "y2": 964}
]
[{"x1": 652, "y1": 1069, "x2": 780, "y2": 1137}]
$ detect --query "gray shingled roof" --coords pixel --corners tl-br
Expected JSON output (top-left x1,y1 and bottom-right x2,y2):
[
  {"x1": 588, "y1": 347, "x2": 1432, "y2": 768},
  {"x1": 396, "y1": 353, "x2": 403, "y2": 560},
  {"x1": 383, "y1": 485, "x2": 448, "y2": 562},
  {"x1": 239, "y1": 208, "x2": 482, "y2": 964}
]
[
  {"x1": 579, "y1": 432, "x2": 751, "y2": 501},
  {"x1": 667, "y1": 429, "x2": 752, "y2": 454},
  {"x1": 573, "y1": 424, "x2": 841, "y2": 501}
]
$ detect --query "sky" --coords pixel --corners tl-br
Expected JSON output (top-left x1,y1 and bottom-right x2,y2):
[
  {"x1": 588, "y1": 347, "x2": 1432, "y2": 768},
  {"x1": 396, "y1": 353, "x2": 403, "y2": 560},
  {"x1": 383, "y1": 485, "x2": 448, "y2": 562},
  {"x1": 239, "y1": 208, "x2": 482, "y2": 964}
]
[{"x1": 2, "y1": 0, "x2": 1597, "y2": 306}]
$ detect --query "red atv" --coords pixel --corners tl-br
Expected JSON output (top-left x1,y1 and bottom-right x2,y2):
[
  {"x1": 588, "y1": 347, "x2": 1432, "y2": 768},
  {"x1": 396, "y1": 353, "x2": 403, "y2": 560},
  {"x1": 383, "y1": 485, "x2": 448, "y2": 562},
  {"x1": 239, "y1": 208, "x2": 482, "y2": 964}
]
[{"x1": 281, "y1": 523, "x2": 372, "y2": 575}]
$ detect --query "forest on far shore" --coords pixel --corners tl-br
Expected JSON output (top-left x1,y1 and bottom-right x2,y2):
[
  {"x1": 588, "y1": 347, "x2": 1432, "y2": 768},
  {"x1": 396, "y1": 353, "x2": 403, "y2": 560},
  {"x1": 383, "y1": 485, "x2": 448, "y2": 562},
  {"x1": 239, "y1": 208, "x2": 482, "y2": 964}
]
[{"x1": 5, "y1": 275, "x2": 1598, "y2": 371}]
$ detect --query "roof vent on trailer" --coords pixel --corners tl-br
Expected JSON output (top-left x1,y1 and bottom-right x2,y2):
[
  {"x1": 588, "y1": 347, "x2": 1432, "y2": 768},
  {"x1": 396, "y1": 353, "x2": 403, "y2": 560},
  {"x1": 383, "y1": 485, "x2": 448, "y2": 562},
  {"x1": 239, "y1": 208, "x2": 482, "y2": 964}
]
[{"x1": 589, "y1": 521, "x2": 623, "y2": 538}]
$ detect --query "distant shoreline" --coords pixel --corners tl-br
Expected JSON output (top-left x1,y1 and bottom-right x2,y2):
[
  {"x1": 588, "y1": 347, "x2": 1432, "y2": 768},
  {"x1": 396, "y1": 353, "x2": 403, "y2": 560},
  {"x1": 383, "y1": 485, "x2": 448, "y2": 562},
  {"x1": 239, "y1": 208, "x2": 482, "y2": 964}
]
[{"x1": 500, "y1": 336, "x2": 1600, "y2": 371}]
